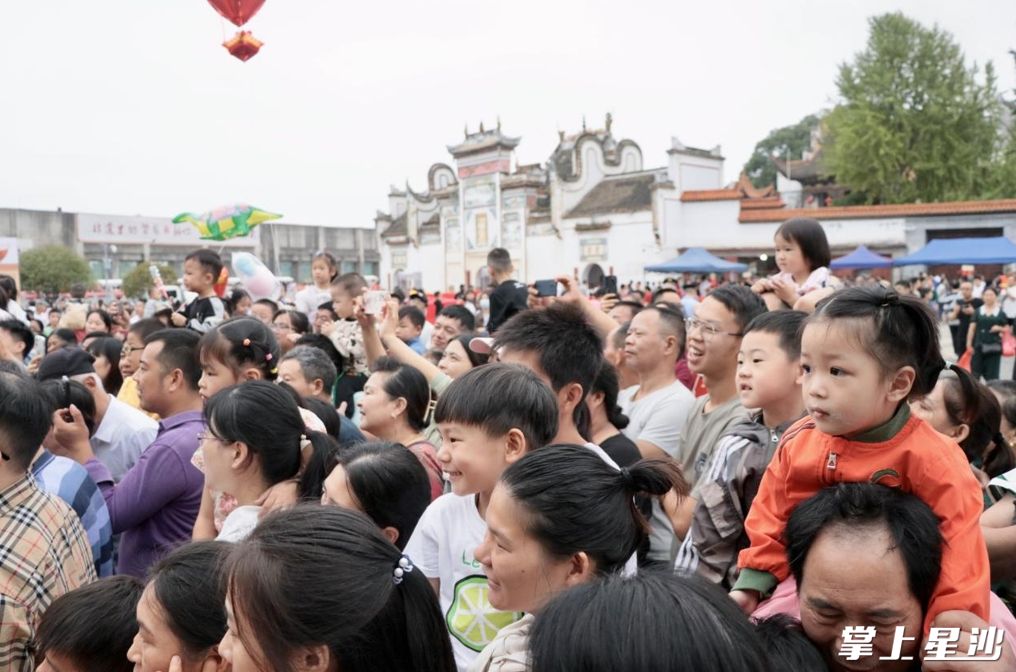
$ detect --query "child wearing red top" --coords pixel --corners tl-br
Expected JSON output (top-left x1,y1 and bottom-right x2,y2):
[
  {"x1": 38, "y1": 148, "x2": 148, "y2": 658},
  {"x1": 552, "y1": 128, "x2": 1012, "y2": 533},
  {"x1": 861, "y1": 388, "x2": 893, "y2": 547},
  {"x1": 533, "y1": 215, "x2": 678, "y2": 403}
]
[{"x1": 731, "y1": 287, "x2": 990, "y2": 632}]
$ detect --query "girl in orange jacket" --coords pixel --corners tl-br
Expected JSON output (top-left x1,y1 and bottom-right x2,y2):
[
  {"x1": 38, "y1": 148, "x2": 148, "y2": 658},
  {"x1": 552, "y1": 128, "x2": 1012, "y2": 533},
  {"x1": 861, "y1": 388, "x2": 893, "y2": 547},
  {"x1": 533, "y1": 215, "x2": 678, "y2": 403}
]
[{"x1": 731, "y1": 286, "x2": 990, "y2": 632}]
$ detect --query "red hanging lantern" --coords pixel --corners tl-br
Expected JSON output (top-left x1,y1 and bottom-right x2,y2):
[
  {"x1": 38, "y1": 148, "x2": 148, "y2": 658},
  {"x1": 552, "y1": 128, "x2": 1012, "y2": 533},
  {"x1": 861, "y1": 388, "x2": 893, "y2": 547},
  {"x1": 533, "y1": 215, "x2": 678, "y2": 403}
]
[
  {"x1": 208, "y1": 0, "x2": 267, "y2": 62},
  {"x1": 207, "y1": 0, "x2": 265, "y2": 27},
  {"x1": 223, "y1": 31, "x2": 263, "y2": 62}
]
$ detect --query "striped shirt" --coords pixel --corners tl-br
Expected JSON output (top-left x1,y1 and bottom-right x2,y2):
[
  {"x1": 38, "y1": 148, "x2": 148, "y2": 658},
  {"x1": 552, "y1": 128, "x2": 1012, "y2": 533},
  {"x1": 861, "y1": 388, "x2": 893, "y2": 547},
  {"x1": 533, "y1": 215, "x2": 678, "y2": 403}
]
[
  {"x1": 0, "y1": 474, "x2": 96, "y2": 671},
  {"x1": 31, "y1": 450, "x2": 114, "y2": 577}
]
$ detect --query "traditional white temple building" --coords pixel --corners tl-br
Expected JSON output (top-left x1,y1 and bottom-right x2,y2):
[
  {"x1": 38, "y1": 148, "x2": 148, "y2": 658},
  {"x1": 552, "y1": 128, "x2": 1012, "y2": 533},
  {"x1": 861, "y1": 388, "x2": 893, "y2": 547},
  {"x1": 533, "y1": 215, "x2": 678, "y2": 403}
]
[
  {"x1": 376, "y1": 118, "x2": 1016, "y2": 290},
  {"x1": 375, "y1": 116, "x2": 727, "y2": 290}
]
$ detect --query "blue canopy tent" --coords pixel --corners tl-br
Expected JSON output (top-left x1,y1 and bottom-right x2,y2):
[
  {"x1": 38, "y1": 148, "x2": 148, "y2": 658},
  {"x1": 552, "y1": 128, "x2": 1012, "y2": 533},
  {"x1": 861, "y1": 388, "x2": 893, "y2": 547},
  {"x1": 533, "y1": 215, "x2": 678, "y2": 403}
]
[
  {"x1": 645, "y1": 247, "x2": 747, "y2": 274},
  {"x1": 830, "y1": 245, "x2": 892, "y2": 270},
  {"x1": 892, "y1": 237, "x2": 1016, "y2": 266}
]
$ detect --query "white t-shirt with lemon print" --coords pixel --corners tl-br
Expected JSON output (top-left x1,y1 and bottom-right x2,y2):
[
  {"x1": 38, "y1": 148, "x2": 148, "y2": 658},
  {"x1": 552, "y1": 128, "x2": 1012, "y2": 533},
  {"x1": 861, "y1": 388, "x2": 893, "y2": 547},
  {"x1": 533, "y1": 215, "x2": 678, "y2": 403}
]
[{"x1": 404, "y1": 492, "x2": 522, "y2": 671}]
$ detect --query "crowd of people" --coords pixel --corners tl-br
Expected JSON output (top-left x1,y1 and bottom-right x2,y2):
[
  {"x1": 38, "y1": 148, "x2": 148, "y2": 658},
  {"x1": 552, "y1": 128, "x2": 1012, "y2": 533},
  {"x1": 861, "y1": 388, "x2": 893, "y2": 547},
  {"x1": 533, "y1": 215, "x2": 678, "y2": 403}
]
[{"x1": 0, "y1": 219, "x2": 1014, "y2": 671}]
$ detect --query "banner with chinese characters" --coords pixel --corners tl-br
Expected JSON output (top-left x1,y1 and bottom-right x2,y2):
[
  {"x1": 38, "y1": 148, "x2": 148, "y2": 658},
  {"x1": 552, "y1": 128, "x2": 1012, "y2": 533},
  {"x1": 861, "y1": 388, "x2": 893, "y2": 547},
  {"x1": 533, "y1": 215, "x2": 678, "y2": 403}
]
[{"x1": 76, "y1": 213, "x2": 260, "y2": 247}]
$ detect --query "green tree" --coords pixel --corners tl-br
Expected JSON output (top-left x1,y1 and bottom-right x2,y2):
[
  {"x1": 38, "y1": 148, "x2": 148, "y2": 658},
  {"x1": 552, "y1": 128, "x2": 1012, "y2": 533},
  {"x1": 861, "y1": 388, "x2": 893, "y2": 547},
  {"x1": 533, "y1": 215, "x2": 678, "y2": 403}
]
[
  {"x1": 20, "y1": 246, "x2": 92, "y2": 294},
  {"x1": 743, "y1": 113, "x2": 822, "y2": 188},
  {"x1": 825, "y1": 12, "x2": 1001, "y2": 204},
  {"x1": 121, "y1": 262, "x2": 178, "y2": 299},
  {"x1": 982, "y1": 50, "x2": 1016, "y2": 199}
]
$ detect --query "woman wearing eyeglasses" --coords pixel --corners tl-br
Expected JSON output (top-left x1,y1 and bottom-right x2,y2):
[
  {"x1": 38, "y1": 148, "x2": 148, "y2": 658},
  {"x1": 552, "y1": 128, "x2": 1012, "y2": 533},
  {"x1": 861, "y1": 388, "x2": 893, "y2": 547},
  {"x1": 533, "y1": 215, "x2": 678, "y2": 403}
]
[
  {"x1": 271, "y1": 308, "x2": 309, "y2": 354},
  {"x1": 116, "y1": 318, "x2": 164, "y2": 417},
  {"x1": 199, "y1": 381, "x2": 338, "y2": 542}
]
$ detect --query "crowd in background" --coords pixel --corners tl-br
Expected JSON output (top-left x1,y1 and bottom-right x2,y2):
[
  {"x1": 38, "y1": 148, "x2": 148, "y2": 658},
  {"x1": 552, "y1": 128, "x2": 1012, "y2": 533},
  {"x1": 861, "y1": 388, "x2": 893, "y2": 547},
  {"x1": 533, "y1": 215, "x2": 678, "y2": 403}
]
[{"x1": 0, "y1": 220, "x2": 1013, "y2": 672}]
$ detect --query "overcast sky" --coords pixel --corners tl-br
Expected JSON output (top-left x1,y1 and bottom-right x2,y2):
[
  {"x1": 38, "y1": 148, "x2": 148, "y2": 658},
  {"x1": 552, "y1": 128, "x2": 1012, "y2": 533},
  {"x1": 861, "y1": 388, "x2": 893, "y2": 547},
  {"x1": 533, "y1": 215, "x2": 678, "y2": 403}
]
[{"x1": 2, "y1": 1, "x2": 1013, "y2": 229}]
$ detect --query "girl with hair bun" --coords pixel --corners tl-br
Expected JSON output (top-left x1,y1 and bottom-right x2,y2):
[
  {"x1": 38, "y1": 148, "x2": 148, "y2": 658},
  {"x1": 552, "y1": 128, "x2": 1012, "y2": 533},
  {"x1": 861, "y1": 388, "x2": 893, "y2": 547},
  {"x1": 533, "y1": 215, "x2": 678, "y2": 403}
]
[{"x1": 469, "y1": 444, "x2": 688, "y2": 672}]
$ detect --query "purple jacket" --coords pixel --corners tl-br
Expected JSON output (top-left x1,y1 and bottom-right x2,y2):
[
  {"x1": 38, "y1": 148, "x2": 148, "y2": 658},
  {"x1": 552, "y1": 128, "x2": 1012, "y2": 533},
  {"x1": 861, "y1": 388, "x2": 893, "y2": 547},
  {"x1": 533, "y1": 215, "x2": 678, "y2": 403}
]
[{"x1": 86, "y1": 410, "x2": 204, "y2": 578}]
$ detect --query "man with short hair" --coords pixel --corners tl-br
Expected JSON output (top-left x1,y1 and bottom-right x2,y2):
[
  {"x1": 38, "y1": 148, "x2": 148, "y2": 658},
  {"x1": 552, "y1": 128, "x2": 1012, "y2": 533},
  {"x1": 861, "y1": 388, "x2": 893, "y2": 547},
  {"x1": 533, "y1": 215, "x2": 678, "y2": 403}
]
[
  {"x1": 674, "y1": 285, "x2": 766, "y2": 538},
  {"x1": 620, "y1": 307, "x2": 696, "y2": 458},
  {"x1": 485, "y1": 248, "x2": 529, "y2": 333},
  {"x1": 618, "y1": 306, "x2": 696, "y2": 564},
  {"x1": 604, "y1": 322, "x2": 639, "y2": 391},
  {"x1": 277, "y1": 345, "x2": 365, "y2": 446},
  {"x1": 493, "y1": 303, "x2": 606, "y2": 451},
  {"x1": 430, "y1": 305, "x2": 475, "y2": 353},
  {"x1": 37, "y1": 347, "x2": 157, "y2": 481},
  {"x1": 608, "y1": 300, "x2": 643, "y2": 324},
  {"x1": 278, "y1": 345, "x2": 338, "y2": 403},
  {"x1": 0, "y1": 318, "x2": 34, "y2": 366},
  {"x1": 51, "y1": 330, "x2": 205, "y2": 578},
  {"x1": 951, "y1": 281, "x2": 983, "y2": 359},
  {"x1": 0, "y1": 375, "x2": 95, "y2": 670},
  {"x1": 651, "y1": 286, "x2": 682, "y2": 309}
]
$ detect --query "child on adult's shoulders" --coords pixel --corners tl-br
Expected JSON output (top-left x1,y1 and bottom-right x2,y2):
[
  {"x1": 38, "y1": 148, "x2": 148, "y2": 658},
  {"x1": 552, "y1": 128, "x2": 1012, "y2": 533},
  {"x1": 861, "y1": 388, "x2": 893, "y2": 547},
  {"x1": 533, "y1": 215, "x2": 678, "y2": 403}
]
[
  {"x1": 751, "y1": 218, "x2": 838, "y2": 313},
  {"x1": 170, "y1": 249, "x2": 226, "y2": 333}
]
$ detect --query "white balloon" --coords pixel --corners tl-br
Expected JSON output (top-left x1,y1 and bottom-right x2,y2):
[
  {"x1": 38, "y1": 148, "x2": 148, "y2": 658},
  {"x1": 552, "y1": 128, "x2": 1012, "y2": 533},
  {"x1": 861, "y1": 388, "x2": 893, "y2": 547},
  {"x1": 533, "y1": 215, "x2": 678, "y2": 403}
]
[{"x1": 232, "y1": 252, "x2": 281, "y2": 301}]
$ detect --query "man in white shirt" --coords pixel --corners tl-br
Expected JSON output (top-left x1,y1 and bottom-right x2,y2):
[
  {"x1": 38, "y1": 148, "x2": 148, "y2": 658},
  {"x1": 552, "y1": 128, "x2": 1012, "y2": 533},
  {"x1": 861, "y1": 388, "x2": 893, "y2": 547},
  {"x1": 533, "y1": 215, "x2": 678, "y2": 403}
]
[
  {"x1": 617, "y1": 305, "x2": 695, "y2": 565},
  {"x1": 618, "y1": 306, "x2": 695, "y2": 459},
  {"x1": 36, "y1": 348, "x2": 158, "y2": 481}
]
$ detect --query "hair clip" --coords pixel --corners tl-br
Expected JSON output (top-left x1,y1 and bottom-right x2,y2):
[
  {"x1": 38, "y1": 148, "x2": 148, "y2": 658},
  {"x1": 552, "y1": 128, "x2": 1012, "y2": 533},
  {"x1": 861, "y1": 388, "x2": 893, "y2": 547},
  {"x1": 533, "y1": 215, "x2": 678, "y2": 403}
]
[
  {"x1": 242, "y1": 338, "x2": 252, "y2": 347},
  {"x1": 423, "y1": 398, "x2": 438, "y2": 425},
  {"x1": 265, "y1": 353, "x2": 273, "y2": 362},
  {"x1": 393, "y1": 555, "x2": 415, "y2": 585}
]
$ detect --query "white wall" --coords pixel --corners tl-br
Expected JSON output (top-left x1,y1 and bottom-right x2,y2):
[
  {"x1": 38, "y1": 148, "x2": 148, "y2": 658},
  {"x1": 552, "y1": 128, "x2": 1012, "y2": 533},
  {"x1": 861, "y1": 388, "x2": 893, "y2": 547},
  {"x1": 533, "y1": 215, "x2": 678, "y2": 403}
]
[
  {"x1": 776, "y1": 173, "x2": 804, "y2": 208},
  {"x1": 667, "y1": 200, "x2": 907, "y2": 253},
  {"x1": 557, "y1": 140, "x2": 644, "y2": 214}
]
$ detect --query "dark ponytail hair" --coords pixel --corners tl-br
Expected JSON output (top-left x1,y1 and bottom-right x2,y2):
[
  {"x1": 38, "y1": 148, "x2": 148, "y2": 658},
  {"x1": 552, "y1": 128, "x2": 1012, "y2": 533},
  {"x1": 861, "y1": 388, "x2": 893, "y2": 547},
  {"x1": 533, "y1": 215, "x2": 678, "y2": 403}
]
[
  {"x1": 199, "y1": 316, "x2": 281, "y2": 381},
  {"x1": 332, "y1": 441, "x2": 432, "y2": 550},
  {"x1": 591, "y1": 361, "x2": 629, "y2": 430},
  {"x1": 810, "y1": 287, "x2": 944, "y2": 398},
  {"x1": 499, "y1": 445, "x2": 688, "y2": 573},
  {"x1": 371, "y1": 356, "x2": 435, "y2": 432},
  {"x1": 313, "y1": 250, "x2": 339, "y2": 282},
  {"x1": 227, "y1": 505, "x2": 456, "y2": 672},
  {"x1": 148, "y1": 541, "x2": 230, "y2": 659},
  {"x1": 204, "y1": 381, "x2": 338, "y2": 499},
  {"x1": 939, "y1": 366, "x2": 1014, "y2": 477}
]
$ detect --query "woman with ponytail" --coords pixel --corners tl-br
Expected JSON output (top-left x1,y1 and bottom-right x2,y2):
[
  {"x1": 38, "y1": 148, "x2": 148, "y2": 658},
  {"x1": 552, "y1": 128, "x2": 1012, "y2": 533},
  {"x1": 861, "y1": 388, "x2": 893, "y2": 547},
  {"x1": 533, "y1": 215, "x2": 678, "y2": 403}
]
[
  {"x1": 199, "y1": 381, "x2": 338, "y2": 541},
  {"x1": 587, "y1": 360, "x2": 642, "y2": 468},
  {"x1": 357, "y1": 356, "x2": 443, "y2": 500},
  {"x1": 218, "y1": 505, "x2": 456, "y2": 672},
  {"x1": 468, "y1": 444, "x2": 688, "y2": 672},
  {"x1": 911, "y1": 365, "x2": 1015, "y2": 499}
]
